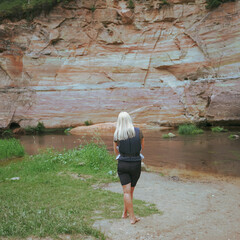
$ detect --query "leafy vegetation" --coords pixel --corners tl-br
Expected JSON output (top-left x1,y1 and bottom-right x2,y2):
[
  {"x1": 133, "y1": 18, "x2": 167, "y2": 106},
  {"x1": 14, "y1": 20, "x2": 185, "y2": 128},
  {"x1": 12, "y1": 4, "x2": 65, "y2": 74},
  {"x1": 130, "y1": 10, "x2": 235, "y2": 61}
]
[
  {"x1": 127, "y1": 0, "x2": 135, "y2": 9},
  {"x1": 0, "y1": 138, "x2": 25, "y2": 161},
  {"x1": 25, "y1": 122, "x2": 45, "y2": 134},
  {"x1": 158, "y1": 0, "x2": 170, "y2": 8},
  {"x1": 1, "y1": 129, "x2": 13, "y2": 138},
  {"x1": 211, "y1": 126, "x2": 228, "y2": 132},
  {"x1": 162, "y1": 134, "x2": 170, "y2": 138},
  {"x1": 206, "y1": 0, "x2": 236, "y2": 10},
  {"x1": 84, "y1": 120, "x2": 93, "y2": 126},
  {"x1": 0, "y1": 0, "x2": 72, "y2": 21},
  {"x1": 90, "y1": 5, "x2": 96, "y2": 12},
  {"x1": 64, "y1": 127, "x2": 73, "y2": 135},
  {"x1": 228, "y1": 134, "x2": 239, "y2": 139},
  {"x1": 178, "y1": 124, "x2": 204, "y2": 135},
  {"x1": 0, "y1": 141, "x2": 160, "y2": 239}
]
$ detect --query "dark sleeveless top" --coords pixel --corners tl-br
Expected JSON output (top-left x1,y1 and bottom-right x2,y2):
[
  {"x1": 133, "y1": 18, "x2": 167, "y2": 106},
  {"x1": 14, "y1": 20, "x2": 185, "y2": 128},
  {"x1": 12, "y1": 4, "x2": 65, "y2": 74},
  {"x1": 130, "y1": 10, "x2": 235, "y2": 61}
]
[{"x1": 117, "y1": 127, "x2": 142, "y2": 162}]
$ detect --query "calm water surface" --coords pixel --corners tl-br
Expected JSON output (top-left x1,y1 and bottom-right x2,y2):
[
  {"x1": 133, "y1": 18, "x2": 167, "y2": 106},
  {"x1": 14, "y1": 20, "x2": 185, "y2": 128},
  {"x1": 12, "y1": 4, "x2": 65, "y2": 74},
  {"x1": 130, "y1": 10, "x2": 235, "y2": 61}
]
[{"x1": 16, "y1": 128, "x2": 240, "y2": 177}]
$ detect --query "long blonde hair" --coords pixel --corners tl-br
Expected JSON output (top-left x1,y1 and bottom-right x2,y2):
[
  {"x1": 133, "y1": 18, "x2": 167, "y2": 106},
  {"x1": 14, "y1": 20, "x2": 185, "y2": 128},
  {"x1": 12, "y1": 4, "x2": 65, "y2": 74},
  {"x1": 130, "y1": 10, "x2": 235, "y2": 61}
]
[{"x1": 114, "y1": 112, "x2": 135, "y2": 141}]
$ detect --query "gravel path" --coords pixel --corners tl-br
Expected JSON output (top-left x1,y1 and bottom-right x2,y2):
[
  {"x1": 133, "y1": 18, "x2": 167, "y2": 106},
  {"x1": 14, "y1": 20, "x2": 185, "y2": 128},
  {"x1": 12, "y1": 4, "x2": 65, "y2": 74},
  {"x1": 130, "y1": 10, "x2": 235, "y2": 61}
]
[{"x1": 93, "y1": 172, "x2": 240, "y2": 240}]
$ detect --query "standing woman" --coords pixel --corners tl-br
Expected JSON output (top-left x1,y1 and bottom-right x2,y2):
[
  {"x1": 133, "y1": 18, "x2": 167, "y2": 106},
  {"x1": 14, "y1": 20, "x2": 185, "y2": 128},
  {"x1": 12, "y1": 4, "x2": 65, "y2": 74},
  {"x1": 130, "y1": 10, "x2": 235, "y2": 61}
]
[{"x1": 113, "y1": 112, "x2": 144, "y2": 224}]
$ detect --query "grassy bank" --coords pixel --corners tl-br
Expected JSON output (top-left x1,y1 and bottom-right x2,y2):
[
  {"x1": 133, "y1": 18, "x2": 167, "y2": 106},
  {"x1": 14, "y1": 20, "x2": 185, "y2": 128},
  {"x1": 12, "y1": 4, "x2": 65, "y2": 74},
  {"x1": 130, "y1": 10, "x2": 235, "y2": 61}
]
[
  {"x1": 0, "y1": 138, "x2": 25, "y2": 161},
  {"x1": 0, "y1": 141, "x2": 159, "y2": 239}
]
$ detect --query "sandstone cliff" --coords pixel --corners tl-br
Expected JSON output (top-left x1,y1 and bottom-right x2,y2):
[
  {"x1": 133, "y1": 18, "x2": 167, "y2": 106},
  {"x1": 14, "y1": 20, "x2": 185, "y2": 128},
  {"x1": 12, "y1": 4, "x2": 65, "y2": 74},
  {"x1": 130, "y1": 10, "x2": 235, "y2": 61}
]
[{"x1": 0, "y1": 0, "x2": 240, "y2": 128}]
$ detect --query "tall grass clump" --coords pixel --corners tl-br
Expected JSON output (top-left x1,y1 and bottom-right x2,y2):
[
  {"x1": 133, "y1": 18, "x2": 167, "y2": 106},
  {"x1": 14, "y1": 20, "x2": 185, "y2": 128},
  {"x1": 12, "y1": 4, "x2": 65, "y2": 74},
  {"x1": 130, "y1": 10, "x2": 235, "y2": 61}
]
[
  {"x1": 211, "y1": 126, "x2": 228, "y2": 132},
  {"x1": 0, "y1": 140, "x2": 159, "y2": 239},
  {"x1": 178, "y1": 124, "x2": 204, "y2": 135},
  {"x1": 0, "y1": 138, "x2": 25, "y2": 160}
]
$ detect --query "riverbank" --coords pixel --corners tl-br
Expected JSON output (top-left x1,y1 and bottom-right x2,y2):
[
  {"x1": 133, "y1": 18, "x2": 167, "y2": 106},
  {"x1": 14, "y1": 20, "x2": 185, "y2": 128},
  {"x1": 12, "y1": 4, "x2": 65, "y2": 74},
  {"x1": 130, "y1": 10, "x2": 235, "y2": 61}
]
[
  {"x1": 0, "y1": 142, "x2": 159, "y2": 240},
  {"x1": 94, "y1": 171, "x2": 240, "y2": 240}
]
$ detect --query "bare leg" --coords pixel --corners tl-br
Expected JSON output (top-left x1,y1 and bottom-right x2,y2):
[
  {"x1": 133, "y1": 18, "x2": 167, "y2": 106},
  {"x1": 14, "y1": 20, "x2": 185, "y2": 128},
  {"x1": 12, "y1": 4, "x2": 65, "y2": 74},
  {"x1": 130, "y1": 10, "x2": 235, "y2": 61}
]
[
  {"x1": 122, "y1": 200, "x2": 128, "y2": 218},
  {"x1": 122, "y1": 183, "x2": 140, "y2": 224},
  {"x1": 131, "y1": 186, "x2": 135, "y2": 200},
  {"x1": 122, "y1": 186, "x2": 135, "y2": 218}
]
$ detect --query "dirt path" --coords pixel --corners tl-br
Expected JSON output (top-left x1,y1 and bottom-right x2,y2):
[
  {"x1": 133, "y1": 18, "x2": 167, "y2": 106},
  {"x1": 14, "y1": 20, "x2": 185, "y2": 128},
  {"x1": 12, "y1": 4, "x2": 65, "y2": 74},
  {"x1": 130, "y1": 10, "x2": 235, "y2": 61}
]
[{"x1": 93, "y1": 172, "x2": 240, "y2": 240}]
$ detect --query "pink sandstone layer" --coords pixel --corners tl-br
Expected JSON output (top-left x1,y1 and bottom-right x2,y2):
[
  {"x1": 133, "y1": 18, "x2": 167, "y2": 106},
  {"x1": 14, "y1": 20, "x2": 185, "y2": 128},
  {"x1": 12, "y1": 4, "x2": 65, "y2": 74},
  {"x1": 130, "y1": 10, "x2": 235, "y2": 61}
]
[{"x1": 0, "y1": 0, "x2": 240, "y2": 128}]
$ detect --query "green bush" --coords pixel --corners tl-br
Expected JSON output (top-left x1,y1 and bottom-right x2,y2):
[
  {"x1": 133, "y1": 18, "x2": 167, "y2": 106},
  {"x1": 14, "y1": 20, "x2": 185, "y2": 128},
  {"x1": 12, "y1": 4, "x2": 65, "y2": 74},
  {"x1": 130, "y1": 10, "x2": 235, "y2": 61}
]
[
  {"x1": 84, "y1": 120, "x2": 93, "y2": 126},
  {"x1": 64, "y1": 127, "x2": 73, "y2": 135},
  {"x1": 178, "y1": 124, "x2": 204, "y2": 135},
  {"x1": 206, "y1": 0, "x2": 236, "y2": 10},
  {"x1": 127, "y1": 0, "x2": 135, "y2": 9},
  {"x1": 0, "y1": 138, "x2": 25, "y2": 160},
  {"x1": 211, "y1": 126, "x2": 228, "y2": 132},
  {"x1": 0, "y1": 0, "x2": 72, "y2": 21},
  {"x1": 1, "y1": 129, "x2": 13, "y2": 137},
  {"x1": 25, "y1": 122, "x2": 45, "y2": 134},
  {"x1": 90, "y1": 5, "x2": 96, "y2": 12}
]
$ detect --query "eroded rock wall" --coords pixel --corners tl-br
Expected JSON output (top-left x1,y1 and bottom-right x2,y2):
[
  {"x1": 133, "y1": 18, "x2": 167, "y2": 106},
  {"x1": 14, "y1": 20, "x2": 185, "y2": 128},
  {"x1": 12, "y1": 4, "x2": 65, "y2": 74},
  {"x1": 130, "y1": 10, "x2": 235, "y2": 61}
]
[{"x1": 0, "y1": 0, "x2": 240, "y2": 128}]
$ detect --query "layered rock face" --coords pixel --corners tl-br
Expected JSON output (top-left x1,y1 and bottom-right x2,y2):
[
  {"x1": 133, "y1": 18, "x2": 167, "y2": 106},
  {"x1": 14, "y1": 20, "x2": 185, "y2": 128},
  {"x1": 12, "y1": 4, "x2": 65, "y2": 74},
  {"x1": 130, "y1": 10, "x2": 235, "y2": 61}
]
[{"x1": 0, "y1": 0, "x2": 240, "y2": 128}]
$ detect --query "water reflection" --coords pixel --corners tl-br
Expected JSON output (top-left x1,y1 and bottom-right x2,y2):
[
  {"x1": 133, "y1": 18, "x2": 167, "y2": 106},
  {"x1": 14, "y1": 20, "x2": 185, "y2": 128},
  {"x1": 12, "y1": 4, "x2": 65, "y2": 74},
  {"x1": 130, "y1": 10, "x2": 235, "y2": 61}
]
[{"x1": 17, "y1": 129, "x2": 240, "y2": 177}]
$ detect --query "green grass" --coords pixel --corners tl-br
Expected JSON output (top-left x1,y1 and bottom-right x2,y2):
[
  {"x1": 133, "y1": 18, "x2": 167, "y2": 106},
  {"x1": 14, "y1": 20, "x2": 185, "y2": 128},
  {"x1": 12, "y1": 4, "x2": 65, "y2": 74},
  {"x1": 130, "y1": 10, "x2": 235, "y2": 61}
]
[
  {"x1": 162, "y1": 134, "x2": 170, "y2": 138},
  {"x1": 0, "y1": 141, "x2": 160, "y2": 239},
  {"x1": 0, "y1": 138, "x2": 25, "y2": 161},
  {"x1": 0, "y1": 0, "x2": 71, "y2": 21},
  {"x1": 211, "y1": 126, "x2": 228, "y2": 132},
  {"x1": 178, "y1": 124, "x2": 204, "y2": 135}
]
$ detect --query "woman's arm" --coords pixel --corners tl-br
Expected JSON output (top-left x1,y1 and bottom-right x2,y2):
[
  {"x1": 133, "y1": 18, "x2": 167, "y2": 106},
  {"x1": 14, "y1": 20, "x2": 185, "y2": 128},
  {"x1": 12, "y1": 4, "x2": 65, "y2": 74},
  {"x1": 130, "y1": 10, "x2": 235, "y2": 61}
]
[
  {"x1": 113, "y1": 141, "x2": 119, "y2": 154},
  {"x1": 141, "y1": 138, "x2": 144, "y2": 150}
]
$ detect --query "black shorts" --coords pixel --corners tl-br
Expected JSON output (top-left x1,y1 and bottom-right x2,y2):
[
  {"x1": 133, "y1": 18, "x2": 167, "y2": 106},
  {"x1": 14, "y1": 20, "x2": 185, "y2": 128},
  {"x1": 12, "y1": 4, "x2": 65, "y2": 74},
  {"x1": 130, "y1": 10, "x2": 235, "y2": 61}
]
[{"x1": 117, "y1": 160, "x2": 141, "y2": 187}]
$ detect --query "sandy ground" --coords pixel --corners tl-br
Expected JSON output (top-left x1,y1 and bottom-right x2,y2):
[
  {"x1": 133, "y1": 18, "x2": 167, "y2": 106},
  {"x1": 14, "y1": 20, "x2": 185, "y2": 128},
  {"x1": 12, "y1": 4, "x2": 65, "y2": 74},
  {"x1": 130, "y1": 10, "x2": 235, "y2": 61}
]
[{"x1": 93, "y1": 172, "x2": 240, "y2": 240}]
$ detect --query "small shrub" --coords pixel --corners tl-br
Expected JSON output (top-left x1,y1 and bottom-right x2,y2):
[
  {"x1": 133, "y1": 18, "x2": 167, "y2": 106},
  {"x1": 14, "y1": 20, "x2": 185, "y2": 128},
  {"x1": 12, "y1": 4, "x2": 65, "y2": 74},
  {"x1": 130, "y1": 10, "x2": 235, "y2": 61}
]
[
  {"x1": 211, "y1": 126, "x2": 228, "y2": 132},
  {"x1": 178, "y1": 124, "x2": 204, "y2": 135},
  {"x1": 2, "y1": 129, "x2": 13, "y2": 137},
  {"x1": 127, "y1": 0, "x2": 135, "y2": 9},
  {"x1": 160, "y1": 0, "x2": 170, "y2": 6},
  {"x1": 206, "y1": 0, "x2": 236, "y2": 10},
  {"x1": 25, "y1": 122, "x2": 45, "y2": 134},
  {"x1": 84, "y1": 120, "x2": 93, "y2": 126},
  {"x1": 0, "y1": 138, "x2": 25, "y2": 160},
  {"x1": 90, "y1": 5, "x2": 96, "y2": 12},
  {"x1": 64, "y1": 127, "x2": 73, "y2": 135}
]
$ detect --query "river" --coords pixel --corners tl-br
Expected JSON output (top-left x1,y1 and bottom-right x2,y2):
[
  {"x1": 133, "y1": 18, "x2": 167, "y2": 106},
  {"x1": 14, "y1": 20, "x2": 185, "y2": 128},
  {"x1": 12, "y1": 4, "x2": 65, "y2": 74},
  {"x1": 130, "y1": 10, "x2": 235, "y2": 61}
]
[{"x1": 16, "y1": 127, "x2": 240, "y2": 177}]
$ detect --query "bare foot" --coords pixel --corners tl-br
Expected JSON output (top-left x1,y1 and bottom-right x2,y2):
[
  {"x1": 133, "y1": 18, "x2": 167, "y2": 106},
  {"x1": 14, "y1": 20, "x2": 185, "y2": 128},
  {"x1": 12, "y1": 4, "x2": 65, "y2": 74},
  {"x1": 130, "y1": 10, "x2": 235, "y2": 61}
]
[
  {"x1": 130, "y1": 217, "x2": 140, "y2": 224},
  {"x1": 122, "y1": 212, "x2": 128, "y2": 218}
]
